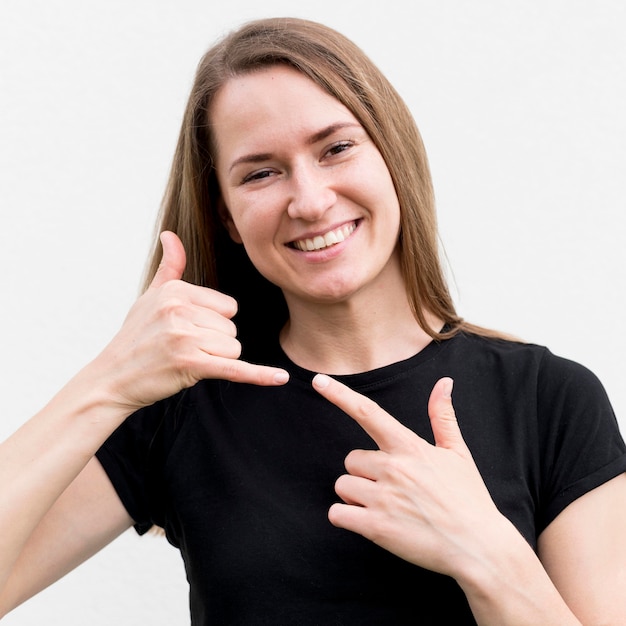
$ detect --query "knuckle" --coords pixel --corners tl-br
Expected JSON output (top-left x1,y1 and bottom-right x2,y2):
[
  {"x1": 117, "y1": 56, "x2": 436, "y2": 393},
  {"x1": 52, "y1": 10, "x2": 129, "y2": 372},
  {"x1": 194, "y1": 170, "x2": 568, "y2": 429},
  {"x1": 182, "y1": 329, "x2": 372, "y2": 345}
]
[
  {"x1": 164, "y1": 323, "x2": 190, "y2": 345},
  {"x1": 334, "y1": 474, "x2": 349, "y2": 494},
  {"x1": 219, "y1": 359, "x2": 244, "y2": 381},
  {"x1": 229, "y1": 338, "x2": 243, "y2": 359},
  {"x1": 225, "y1": 295, "x2": 238, "y2": 317},
  {"x1": 327, "y1": 502, "x2": 343, "y2": 526},
  {"x1": 212, "y1": 291, "x2": 238, "y2": 317},
  {"x1": 354, "y1": 397, "x2": 381, "y2": 421},
  {"x1": 158, "y1": 297, "x2": 187, "y2": 324},
  {"x1": 225, "y1": 319, "x2": 238, "y2": 338},
  {"x1": 377, "y1": 453, "x2": 405, "y2": 477},
  {"x1": 343, "y1": 449, "x2": 362, "y2": 472},
  {"x1": 205, "y1": 332, "x2": 241, "y2": 360}
]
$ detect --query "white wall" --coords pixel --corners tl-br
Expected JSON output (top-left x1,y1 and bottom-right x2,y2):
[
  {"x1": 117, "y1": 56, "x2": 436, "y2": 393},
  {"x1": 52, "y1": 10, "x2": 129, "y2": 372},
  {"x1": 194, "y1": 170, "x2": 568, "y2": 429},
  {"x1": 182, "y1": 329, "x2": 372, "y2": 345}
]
[{"x1": 1, "y1": 0, "x2": 624, "y2": 623}]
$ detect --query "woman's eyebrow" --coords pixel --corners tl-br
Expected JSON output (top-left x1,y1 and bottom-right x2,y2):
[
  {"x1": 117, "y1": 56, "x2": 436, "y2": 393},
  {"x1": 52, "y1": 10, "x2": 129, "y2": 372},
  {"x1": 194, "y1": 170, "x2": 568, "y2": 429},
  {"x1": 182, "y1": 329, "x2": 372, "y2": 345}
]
[
  {"x1": 229, "y1": 152, "x2": 272, "y2": 173},
  {"x1": 307, "y1": 122, "x2": 362, "y2": 145}
]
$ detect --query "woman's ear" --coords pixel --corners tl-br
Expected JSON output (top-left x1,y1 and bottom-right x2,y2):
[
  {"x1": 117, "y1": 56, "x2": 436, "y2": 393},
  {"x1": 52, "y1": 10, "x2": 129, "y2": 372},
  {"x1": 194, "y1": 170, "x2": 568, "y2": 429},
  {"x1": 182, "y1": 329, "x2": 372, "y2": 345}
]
[{"x1": 217, "y1": 197, "x2": 243, "y2": 244}]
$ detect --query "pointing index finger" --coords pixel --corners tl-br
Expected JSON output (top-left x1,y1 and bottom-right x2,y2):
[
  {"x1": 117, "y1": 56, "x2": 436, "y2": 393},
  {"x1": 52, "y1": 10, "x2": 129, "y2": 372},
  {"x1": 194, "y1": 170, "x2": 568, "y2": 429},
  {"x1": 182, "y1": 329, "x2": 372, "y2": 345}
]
[{"x1": 312, "y1": 373, "x2": 411, "y2": 452}]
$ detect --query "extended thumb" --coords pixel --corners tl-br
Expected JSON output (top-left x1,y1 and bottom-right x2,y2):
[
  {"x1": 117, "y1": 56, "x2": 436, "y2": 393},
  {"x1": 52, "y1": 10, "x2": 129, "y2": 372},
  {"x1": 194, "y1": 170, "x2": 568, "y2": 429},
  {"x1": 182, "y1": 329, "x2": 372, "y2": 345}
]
[
  {"x1": 150, "y1": 231, "x2": 186, "y2": 288},
  {"x1": 427, "y1": 377, "x2": 465, "y2": 450}
]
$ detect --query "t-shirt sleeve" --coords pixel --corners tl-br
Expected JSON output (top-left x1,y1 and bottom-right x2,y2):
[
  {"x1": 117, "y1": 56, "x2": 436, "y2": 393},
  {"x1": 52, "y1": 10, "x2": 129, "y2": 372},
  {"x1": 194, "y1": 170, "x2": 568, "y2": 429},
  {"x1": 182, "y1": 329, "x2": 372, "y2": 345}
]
[
  {"x1": 95, "y1": 396, "x2": 173, "y2": 535},
  {"x1": 536, "y1": 350, "x2": 626, "y2": 530}
]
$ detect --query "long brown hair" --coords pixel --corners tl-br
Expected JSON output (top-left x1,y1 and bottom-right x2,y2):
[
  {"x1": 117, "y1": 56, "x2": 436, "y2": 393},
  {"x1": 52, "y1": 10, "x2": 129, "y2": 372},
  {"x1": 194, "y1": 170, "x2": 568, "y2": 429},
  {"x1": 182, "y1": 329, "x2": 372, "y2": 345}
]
[{"x1": 144, "y1": 17, "x2": 509, "y2": 352}]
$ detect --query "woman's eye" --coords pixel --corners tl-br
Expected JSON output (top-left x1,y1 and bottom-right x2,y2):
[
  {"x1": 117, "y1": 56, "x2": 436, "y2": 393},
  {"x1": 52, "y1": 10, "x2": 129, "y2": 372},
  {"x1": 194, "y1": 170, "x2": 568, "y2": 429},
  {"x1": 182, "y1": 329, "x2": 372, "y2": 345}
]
[
  {"x1": 242, "y1": 169, "x2": 273, "y2": 184},
  {"x1": 326, "y1": 141, "x2": 354, "y2": 157}
]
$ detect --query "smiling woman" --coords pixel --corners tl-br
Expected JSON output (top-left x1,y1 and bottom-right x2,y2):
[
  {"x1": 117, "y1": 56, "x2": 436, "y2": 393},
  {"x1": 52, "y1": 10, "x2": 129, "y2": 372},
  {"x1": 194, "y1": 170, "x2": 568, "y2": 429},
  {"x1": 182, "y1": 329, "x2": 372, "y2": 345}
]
[{"x1": 1, "y1": 16, "x2": 625, "y2": 626}]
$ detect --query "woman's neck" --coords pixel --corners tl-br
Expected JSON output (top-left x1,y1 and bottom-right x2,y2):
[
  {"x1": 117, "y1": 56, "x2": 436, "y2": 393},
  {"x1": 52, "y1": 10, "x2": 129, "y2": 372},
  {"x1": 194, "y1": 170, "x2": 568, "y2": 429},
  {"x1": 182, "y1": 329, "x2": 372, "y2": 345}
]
[{"x1": 280, "y1": 291, "x2": 442, "y2": 375}]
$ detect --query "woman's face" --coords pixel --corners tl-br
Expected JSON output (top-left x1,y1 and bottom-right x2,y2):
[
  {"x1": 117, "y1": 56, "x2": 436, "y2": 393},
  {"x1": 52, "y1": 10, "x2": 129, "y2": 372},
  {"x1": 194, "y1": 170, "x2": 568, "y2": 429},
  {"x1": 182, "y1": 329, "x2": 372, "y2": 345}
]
[{"x1": 212, "y1": 65, "x2": 402, "y2": 308}]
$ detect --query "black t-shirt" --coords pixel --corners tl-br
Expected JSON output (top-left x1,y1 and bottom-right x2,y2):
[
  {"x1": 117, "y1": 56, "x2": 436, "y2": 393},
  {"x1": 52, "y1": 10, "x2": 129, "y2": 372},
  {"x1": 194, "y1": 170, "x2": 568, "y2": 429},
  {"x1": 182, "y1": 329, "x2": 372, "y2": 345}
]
[{"x1": 96, "y1": 332, "x2": 626, "y2": 624}]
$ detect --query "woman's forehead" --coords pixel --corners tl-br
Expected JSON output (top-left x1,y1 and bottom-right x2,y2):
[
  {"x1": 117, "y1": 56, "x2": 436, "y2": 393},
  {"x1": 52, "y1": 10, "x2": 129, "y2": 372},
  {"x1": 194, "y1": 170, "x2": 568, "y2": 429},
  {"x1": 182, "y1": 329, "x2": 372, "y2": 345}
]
[{"x1": 210, "y1": 66, "x2": 359, "y2": 164}]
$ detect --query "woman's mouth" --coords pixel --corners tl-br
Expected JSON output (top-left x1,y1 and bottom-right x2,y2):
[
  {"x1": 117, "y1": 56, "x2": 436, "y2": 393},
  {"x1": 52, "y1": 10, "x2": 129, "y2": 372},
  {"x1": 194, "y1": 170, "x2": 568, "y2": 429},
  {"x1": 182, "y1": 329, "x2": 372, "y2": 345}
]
[{"x1": 290, "y1": 221, "x2": 357, "y2": 252}]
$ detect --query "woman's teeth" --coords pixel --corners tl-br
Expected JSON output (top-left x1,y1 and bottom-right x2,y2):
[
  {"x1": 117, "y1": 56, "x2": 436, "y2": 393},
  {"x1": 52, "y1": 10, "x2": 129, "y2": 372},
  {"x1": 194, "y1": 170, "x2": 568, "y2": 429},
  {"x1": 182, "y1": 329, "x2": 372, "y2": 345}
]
[{"x1": 292, "y1": 222, "x2": 356, "y2": 252}]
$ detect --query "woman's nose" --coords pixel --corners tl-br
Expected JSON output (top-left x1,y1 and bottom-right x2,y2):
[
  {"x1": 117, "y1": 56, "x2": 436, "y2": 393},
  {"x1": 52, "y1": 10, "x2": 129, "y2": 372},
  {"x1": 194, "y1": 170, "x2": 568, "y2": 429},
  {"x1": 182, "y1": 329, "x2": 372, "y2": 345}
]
[{"x1": 286, "y1": 165, "x2": 336, "y2": 221}]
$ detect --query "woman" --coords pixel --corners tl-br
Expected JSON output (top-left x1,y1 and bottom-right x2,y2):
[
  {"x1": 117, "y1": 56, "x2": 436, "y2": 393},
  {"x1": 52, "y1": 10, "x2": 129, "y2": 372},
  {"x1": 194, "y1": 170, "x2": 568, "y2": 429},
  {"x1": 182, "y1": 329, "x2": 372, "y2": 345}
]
[{"x1": 1, "y1": 17, "x2": 625, "y2": 624}]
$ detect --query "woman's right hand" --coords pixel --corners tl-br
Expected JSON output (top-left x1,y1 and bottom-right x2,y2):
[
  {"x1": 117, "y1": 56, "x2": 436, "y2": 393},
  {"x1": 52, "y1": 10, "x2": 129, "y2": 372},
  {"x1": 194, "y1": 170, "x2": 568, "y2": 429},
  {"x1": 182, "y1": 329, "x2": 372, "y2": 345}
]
[{"x1": 93, "y1": 231, "x2": 289, "y2": 414}]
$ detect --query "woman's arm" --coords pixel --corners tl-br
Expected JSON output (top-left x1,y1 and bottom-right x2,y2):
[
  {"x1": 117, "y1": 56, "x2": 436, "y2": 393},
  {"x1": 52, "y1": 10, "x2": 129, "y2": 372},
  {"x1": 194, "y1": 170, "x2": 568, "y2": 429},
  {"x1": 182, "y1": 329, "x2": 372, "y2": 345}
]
[
  {"x1": 0, "y1": 357, "x2": 139, "y2": 605},
  {"x1": 312, "y1": 374, "x2": 593, "y2": 625},
  {"x1": 0, "y1": 231, "x2": 289, "y2": 612},
  {"x1": 538, "y1": 472, "x2": 626, "y2": 624},
  {"x1": 0, "y1": 457, "x2": 132, "y2": 617}
]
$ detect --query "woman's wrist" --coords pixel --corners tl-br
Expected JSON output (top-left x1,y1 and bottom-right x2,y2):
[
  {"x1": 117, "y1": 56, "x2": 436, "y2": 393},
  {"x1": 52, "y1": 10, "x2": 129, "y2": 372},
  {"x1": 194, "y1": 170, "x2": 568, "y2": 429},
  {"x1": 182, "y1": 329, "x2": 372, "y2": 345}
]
[
  {"x1": 41, "y1": 356, "x2": 140, "y2": 453},
  {"x1": 455, "y1": 517, "x2": 580, "y2": 625}
]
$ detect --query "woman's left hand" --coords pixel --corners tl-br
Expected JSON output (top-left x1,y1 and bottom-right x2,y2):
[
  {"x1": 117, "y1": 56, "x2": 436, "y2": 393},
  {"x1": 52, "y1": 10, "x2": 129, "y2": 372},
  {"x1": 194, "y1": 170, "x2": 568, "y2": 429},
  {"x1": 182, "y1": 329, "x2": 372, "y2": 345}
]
[{"x1": 311, "y1": 374, "x2": 507, "y2": 580}]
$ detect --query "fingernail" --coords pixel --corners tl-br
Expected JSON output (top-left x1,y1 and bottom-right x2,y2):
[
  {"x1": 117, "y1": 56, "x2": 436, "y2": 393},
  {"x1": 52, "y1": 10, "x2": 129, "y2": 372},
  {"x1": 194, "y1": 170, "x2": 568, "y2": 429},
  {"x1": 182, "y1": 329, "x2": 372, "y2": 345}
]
[
  {"x1": 442, "y1": 377, "x2": 454, "y2": 398},
  {"x1": 313, "y1": 373, "x2": 330, "y2": 389},
  {"x1": 274, "y1": 371, "x2": 289, "y2": 384}
]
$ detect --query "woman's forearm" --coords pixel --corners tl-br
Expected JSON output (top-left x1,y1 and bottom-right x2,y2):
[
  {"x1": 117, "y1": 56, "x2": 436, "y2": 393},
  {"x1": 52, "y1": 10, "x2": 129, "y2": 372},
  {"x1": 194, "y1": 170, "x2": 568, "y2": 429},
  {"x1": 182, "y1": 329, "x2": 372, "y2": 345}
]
[{"x1": 0, "y1": 358, "x2": 135, "y2": 592}]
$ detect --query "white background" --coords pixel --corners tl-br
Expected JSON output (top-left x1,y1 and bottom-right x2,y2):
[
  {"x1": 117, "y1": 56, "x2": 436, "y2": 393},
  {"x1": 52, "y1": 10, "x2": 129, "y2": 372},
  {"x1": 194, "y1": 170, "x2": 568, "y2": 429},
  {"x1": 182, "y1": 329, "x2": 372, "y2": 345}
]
[{"x1": 1, "y1": 0, "x2": 624, "y2": 623}]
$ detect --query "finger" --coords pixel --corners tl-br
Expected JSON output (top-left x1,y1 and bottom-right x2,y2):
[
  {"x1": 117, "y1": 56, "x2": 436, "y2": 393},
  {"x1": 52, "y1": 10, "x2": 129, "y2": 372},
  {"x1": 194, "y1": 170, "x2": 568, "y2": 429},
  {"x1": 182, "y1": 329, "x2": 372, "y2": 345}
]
[
  {"x1": 344, "y1": 448, "x2": 385, "y2": 481},
  {"x1": 199, "y1": 355, "x2": 289, "y2": 387},
  {"x1": 186, "y1": 286, "x2": 238, "y2": 320},
  {"x1": 427, "y1": 377, "x2": 469, "y2": 453},
  {"x1": 335, "y1": 473, "x2": 377, "y2": 507},
  {"x1": 328, "y1": 501, "x2": 370, "y2": 534},
  {"x1": 150, "y1": 231, "x2": 187, "y2": 289},
  {"x1": 186, "y1": 305, "x2": 238, "y2": 338},
  {"x1": 196, "y1": 330, "x2": 243, "y2": 361},
  {"x1": 312, "y1": 373, "x2": 411, "y2": 452},
  {"x1": 153, "y1": 273, "x2": 238, "y2": 319}
]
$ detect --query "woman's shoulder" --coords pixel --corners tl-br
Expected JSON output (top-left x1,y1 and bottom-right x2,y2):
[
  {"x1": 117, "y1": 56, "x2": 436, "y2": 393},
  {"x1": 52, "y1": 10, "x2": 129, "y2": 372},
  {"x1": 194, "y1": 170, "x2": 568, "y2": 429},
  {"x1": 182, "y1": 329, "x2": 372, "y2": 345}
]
[
  {"x1": 448, "y1": 328, "x2": 603, "y2": 387},
  {"x1": 448, "y1": 328, "x2": 548, "y2": 361}
]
